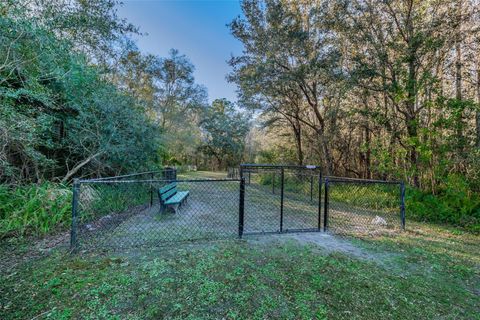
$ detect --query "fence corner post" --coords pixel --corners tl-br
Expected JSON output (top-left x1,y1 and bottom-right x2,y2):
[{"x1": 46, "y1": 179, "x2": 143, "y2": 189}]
[
  {"x1": 310, "y1": 175, "x2": 314, "y2": 202},
  {"x1": 70, "y1": 179, "x2": 80, "y2": 252},
  {"x1": 318, "y1": 173, "x2": 322, "y2": 231},
  {"x1": 280, "y1": 168, "x2": 284, "y2": 233},
  {"x1": 400, "y1": 182, "x2": 406, "y2": 230},
  {"x1": 238, "y1": 177, "x2": 245, "y2": 238},
  {"x1": 323, "y1": 177, "x2": 329, "y2": 232},
  {"x1": 272, "y1": 172, "x2": 275, "y2": 194}
]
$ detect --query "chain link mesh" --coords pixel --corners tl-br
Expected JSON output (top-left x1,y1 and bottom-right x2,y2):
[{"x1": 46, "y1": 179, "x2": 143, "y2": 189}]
[
  {"x1": 243, "y1": 168, "x2": 282, "y2": 234},
  {"x1": 71, "y1": 167, "x2": 405, "y2": 251},
  {"x1": 242, "y1": 167, "x2": 322, "y2": 234},
  {"x1": 283, "y1": 169, "x2": 321, "y2": 231},
  {"x1": 326, "y1": 179, "x2": 403, "y2": 237},
  {"x1": 73, "y1": 179, "x2": 240, "y2": 251},
  {"x1": 227, "y1": 167, "x2": 240, "y2": 179}
]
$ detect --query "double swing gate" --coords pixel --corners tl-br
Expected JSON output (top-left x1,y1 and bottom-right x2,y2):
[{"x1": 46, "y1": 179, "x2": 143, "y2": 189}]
[
  {"x1": 71, "y1": 165, "x2": 406, "y2": 251},
  {"x1": 238, "y1": 164, "x2": 405, "y2": 238},
  {"x1": 239, "y1": 164, "x2": 323, "y2": 236}
]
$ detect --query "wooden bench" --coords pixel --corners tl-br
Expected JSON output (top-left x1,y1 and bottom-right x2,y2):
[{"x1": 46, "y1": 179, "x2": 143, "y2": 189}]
[{"x1": 158, "y1": 183, "x2": 189, "y2": 214}]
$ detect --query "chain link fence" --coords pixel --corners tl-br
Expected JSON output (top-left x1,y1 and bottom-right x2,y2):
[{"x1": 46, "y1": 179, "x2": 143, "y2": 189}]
[
  {"x1": 324, "y1": 177, "x2": 405, "y2": 237},
  {"x1": 70, "y1": 165, "x2": 406, "y2": 251},
  {"x1": 227, "y1": 167, "x2": 240, "y2": 179},
  {"x1": 240, "y1": 165, "x2": 322, "y2": 234},
  {"x1": 71, "y1": 178, "x2": 240, "y2": 251}
]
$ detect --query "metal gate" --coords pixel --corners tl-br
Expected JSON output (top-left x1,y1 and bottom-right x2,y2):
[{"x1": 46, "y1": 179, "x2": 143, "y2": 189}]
[{"x1": 239, "y1": 164, "x2": 322, "y2": 235}]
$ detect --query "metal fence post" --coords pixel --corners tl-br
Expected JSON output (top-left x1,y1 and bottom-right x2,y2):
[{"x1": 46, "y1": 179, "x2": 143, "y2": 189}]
[
  {"x1": 400, "y1": 182, "x2": 406, "y2": 230},
  {"x1": 70, "y1": 179, "x2": 80, "y2": 251},
  {"x1": 272, "y1": 172, "x2": 275, "y2": 194},
  {"x1": 323, "y1": 177, "x2": 329, "y2": 232},
  {"x1": 280, "y1": 168, "x2": 284, "y2": 232},
  {"x1": 310, "y1": 175, "x2": 313, "y2": 201},
  {"x1": 239, "y1": 178, "x2": 245, "y2": 238},
  {"x1": 318, "y1": 173, "x2": 322, "y2": 231}
]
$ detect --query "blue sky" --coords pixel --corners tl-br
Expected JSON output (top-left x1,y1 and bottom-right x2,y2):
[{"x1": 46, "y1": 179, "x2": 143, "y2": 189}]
[{"x1": 118, "y1": 0, "x2": 244, "y2": 103}]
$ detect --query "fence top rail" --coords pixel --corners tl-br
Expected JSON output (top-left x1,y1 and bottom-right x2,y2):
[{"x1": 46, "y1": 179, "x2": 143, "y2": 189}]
[
  {"x1": 77, "y1": 178, "x2": 242, "y2": 184},
  {"x1": 80, "y1": 169, "x2": 175, "y2": 182},
  {"x1": 240, "y1": 163, "x2": 322, "y2": 170},
  {"x1": 326, "y1": 176, "x2": 402, "y2": 185}
]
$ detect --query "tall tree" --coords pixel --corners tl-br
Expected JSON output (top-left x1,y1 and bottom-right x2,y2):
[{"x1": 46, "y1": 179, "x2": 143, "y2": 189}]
[
  {"x1": 199, "y1": 99, "x2": 250, "y2": 170},
  {"x1": 229, "y1": 0, "x2": 343, "y2": 173},
  {"x1": 231, "y1": 0, "x2": 480, "y2": 191}
]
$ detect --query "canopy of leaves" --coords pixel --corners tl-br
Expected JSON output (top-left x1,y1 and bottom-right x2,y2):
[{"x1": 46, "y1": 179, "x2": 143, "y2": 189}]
[
  {"x1": 199, "y1": 99, "x2": 250, "y2": 169},
  {"x1": 0, "y1": 1, "x2": 160, "y2": 182}
]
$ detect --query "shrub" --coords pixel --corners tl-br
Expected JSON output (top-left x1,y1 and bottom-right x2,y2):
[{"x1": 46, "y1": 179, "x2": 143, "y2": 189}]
[
  {"x1": 0, "y1": 183, "x2": 72, "y2": 238},
  {"x1": 406, "y1": 175, "x2": 480, "y2": 232}
]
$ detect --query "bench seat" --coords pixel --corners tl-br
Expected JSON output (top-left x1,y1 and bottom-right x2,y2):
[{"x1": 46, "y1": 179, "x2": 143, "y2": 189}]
[
  {"x1": 158, "y1": 183, "x2": 189, "y2": 213},
  {"x1": 165, "y1": 191, "x2": 189, "y2": 205}
]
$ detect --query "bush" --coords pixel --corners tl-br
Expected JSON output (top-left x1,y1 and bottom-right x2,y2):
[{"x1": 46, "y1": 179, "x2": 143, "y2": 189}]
[
  {"x1": 0, "y1": 183, "x2": 72, "y2": 238},
  {"x1": 406, "y1": 175, "x2": 480, "y2": 232}
]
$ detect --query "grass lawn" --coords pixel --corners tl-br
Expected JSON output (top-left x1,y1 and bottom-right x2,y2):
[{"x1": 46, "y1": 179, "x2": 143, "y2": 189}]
[{"x1": 1, "y1": 222, "x2": 479, "y2": 319}]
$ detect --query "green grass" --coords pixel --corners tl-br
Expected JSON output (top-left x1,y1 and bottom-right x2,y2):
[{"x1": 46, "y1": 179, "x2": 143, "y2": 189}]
[
  {"x1": 1, "y1": 172, "x2": 478, "y2": 318},
  {"x1": 1, "y1": 222, "x2": 478, "y2": 319}
]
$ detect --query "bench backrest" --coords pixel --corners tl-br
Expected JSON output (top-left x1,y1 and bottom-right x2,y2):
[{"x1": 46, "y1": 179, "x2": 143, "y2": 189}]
[{"x1": 159, "y1": 183, "x2": 177, "y2": 203}]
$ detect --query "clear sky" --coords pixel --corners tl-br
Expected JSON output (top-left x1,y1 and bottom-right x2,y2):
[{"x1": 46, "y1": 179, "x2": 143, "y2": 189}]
[{"x1": 117, "y1": 0, "x2": 244, "y2": 103}]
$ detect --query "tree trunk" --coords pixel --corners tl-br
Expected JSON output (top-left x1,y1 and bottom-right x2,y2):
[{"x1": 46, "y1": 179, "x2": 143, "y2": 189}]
[
  {"x1": 405, "y1": 10, "x2": 420, "y2": 188},
  {"x1": 318, "y1": 129, "x2": 333, "y2": 176},
  {"x1": 406, "y1": 58, "x2": 419, "y2": 187},
  {"x1": 455, "y1": 0, "x2": 463, "y2": 101},
  {"x1": 364, "y1": 125, "x2": 372, "y2": 179},
  {"x1": 455, "y1": 0, "x2": 464, "y2": 149},
  {"x1": 406, "y1": 113, "x2": 419, "y2": 187},
  {"x1": 61, "y1": 152, "x2": 102, "y2": 183},
  {"x1": 476, "y1": 67, "x2": 480, "y2": 147},
  {"x1": 293, "y1": 118, "x2": 304, "y2": 165}
]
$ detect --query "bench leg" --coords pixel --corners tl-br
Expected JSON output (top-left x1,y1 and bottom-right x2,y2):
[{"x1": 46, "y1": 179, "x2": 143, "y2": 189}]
[{"x1": 171, "y1": 204, "x2": 180, "y2": 214}]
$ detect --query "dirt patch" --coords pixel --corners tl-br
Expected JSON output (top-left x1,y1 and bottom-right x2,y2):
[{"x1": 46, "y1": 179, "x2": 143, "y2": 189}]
[
  {"x1": 246, "y1": 232, "x2": 398, "y2": 265},
  {"x1": 0, "y1": 231, "x2": 70, "y2": 271}
]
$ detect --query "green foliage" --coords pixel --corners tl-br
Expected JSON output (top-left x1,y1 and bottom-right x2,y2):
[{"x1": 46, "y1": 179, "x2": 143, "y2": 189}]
[
  {"x1": 0, "y1": 4, "x2": 162, "y2": 183},
  {"x1": 407, "y1": 175, "x2": 480, "y2": 232},
  {"x1": 256, "y1": 149, "x2": 282, "y2": 164},
  {"x1": 0, "y1": 183, "x2": 72, "y2": 238},
  {"x1": 199, "y1": 99, "x2": 250, "y2": 169},
  {"x1": 329, "y1": 184, "x2": 400, "y2": 213},
  {"x1": 229, "y1": 0, "x2": 480, "y2": 236},
  {"x1": 78, "y1": 183, "x2": 150, "y2": 225}
]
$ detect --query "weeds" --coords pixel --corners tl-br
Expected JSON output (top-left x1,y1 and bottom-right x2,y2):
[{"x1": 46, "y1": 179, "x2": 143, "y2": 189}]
[
  {"x1": 1, "y1": 224, "x2": 479, "y2": 319},
  {"x1": 0, "y1": 183, "x2": 71, "y2": 238}
]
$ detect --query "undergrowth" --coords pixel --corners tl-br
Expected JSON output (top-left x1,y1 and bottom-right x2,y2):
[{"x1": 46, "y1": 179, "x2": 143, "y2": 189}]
[
  {"x1": 0, "y1": 183, "x2": 71, "y2": 238},
  {"x1": 406, "y1": 175, "x2": 480, "y2": 233}
]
